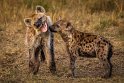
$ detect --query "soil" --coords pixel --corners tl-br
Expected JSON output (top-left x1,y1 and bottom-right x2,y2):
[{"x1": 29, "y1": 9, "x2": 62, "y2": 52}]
[{"x1": 0, "y1": 22, "x2": 124, "y2": 83}]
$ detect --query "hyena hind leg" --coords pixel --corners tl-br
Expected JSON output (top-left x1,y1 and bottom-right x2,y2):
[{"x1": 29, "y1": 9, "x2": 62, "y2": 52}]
[
  {"x1": 96, "y1": 43, "x2": 112, "y2": 78},
  {"x1": 98, "y1": 54, "x2": 111, "y2": 78}
]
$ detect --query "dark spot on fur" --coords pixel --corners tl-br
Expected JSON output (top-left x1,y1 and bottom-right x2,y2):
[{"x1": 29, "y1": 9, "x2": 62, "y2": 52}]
[
  {"x1": 82, "y1": 43, "x2": 85, "y2": 46},
  {"x1": 98, "y1": 41, "x2": 100, "y2": 44},
  {"x1": 100, "y1": 55, "x2": 103, "y2": 58}
]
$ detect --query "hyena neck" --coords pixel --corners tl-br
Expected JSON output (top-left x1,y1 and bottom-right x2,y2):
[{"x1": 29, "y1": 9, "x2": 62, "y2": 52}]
[{"x1": 70, "y1": 28, "x2": 80, "y2": 36}]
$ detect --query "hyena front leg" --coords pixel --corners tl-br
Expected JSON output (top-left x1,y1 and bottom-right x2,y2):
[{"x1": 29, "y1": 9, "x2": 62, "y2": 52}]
[
  {"x1": 70, "y1": 55, "x2": 76, "y2": 77},
  {"x1": 28, "y1": 36, "x2": 41, "y2": 75},
  {"x1": 68, "y1": 49, "x2": 77, "y2": 77},
  {"x1": 43, "y1": 36, "x2": 56, "y2": 74},
  {"x1": 49, "y1": 32, "x2": 56, "y2": 73},
  {"x1": 29, "y1": 47, "x2": 40, "y2": 75}
]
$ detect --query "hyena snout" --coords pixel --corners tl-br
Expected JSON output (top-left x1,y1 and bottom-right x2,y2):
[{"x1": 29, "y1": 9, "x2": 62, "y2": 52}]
[
  {"x1": 34, "y1": 21, "x2": 41, "y2": 28},
  {"x1": 34, "y1": 17, "x2": 46, "y2": 28},
  {"x1": 49, "y1": 24, "x2": 59, "y2": 32},
  {"x1": 50, "y1": 20, "x2": 72, "y2": 33}
]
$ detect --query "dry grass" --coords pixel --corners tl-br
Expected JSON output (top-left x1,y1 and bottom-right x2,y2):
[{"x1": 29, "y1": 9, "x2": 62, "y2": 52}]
[{"x1": 0, "y1": 0, "x2": 124, "y2": 82}]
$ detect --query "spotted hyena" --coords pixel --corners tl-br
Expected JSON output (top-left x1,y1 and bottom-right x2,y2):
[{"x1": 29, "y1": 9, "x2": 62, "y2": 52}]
[
  {"x1": 50, "y1": 20, "x2": 113, "y2": 78},
  {"x1": 24, "y1": 6, "x2": 56, "y2": 74}
]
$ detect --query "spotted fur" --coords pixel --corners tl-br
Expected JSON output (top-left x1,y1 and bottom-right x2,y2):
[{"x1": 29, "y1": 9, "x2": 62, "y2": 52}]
[{"x1": 50, "y1": 20, "x2": 113, "y2": 78}]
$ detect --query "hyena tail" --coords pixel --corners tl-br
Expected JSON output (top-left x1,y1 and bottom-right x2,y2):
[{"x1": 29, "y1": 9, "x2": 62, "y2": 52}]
[
  {"x1": 108, "y1": 44, "x2": 113, "y2": 59},
  {"x1": 107, "y1": 44, "x2": 113, "y2": 77}
]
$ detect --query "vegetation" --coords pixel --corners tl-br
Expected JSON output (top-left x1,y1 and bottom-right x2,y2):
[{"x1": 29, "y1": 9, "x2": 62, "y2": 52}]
[{"x1": 0, "y1": 0, "x2": 124, "y2": 82}]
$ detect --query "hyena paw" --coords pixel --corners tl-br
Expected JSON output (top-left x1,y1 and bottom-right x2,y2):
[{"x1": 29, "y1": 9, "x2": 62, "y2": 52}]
[
  {"x1": 29, "y1": 60, "x2": 40, "y2": 75},
  {"x1": 64, "y1": 71, "x2": 75, "y2": 78}
]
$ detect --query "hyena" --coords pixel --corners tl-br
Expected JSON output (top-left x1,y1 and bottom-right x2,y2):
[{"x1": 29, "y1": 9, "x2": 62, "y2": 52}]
[
  {"x1": 50, "y1": 20, "x2": 113, "y2": 78},
  {"x1": 24, "y1": 6, "x2": 56, "y2": 74}
]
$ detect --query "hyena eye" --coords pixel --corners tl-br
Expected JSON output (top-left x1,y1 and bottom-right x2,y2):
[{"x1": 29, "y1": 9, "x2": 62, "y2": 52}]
[{"x1": 34, "y1": 22, "x2": 40, "y2": 28}]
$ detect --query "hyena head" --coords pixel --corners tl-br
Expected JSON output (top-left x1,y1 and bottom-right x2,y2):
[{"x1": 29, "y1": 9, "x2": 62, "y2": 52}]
[
  {"x1": 24, "y1": 6, "x2": 49, "y2": 35},
  {"x1": 50, "y1": 20, "x2": 72, "y2": 35}
]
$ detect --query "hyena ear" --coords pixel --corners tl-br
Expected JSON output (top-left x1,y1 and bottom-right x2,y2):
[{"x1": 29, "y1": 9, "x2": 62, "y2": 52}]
[
  {"x1": 35, "y1": 5, "x2": 46, "y2": 14},
  {"x1": 24, "y1": 18, "x2": 32, "y2": 27},
  {"x1": 66, "y1": 22, "x2": 72, "y2": 30}
]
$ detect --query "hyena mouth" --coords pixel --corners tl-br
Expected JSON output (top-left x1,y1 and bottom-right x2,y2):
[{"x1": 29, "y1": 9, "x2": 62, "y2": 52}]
[
  {"x1": 40, "y1": 22, "x2": 48, "y2": 32},
  {"x1": 34, "y1": 17, "x2": 48, "y2": 32}
]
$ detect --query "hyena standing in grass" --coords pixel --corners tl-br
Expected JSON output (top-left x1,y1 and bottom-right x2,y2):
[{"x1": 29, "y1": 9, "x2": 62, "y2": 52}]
[
  {"x1": 24, "y1": 6, "x2": 56, "y2": 74},
  {"x1": 50, "y1": 20, "x2": 113, "y2": 78}
]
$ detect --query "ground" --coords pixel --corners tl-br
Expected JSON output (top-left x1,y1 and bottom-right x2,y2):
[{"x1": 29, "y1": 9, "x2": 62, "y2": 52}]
[
  {"x1": 0, "y1": 20, "x2": 124, "y2": 83},
  {"x1": 0, "y1": 1, "x2": 124, "y2": 82}
]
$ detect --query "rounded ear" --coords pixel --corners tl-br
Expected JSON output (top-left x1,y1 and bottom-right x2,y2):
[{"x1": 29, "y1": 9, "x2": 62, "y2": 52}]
[
  {"x1": 35, "y1": 5, "x2": 46, "y2": 14},
  {"x1": 24, "y1": 18, "x2": 32, "y2": 26},
  {"x1": 66, "y1": 22, "x2": 72, "y2": 30}
]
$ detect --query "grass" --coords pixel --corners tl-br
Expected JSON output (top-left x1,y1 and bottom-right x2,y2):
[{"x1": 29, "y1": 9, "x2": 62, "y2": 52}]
[{"x1": 0, "y1": 0, "x2": 124, "y2": 82}]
